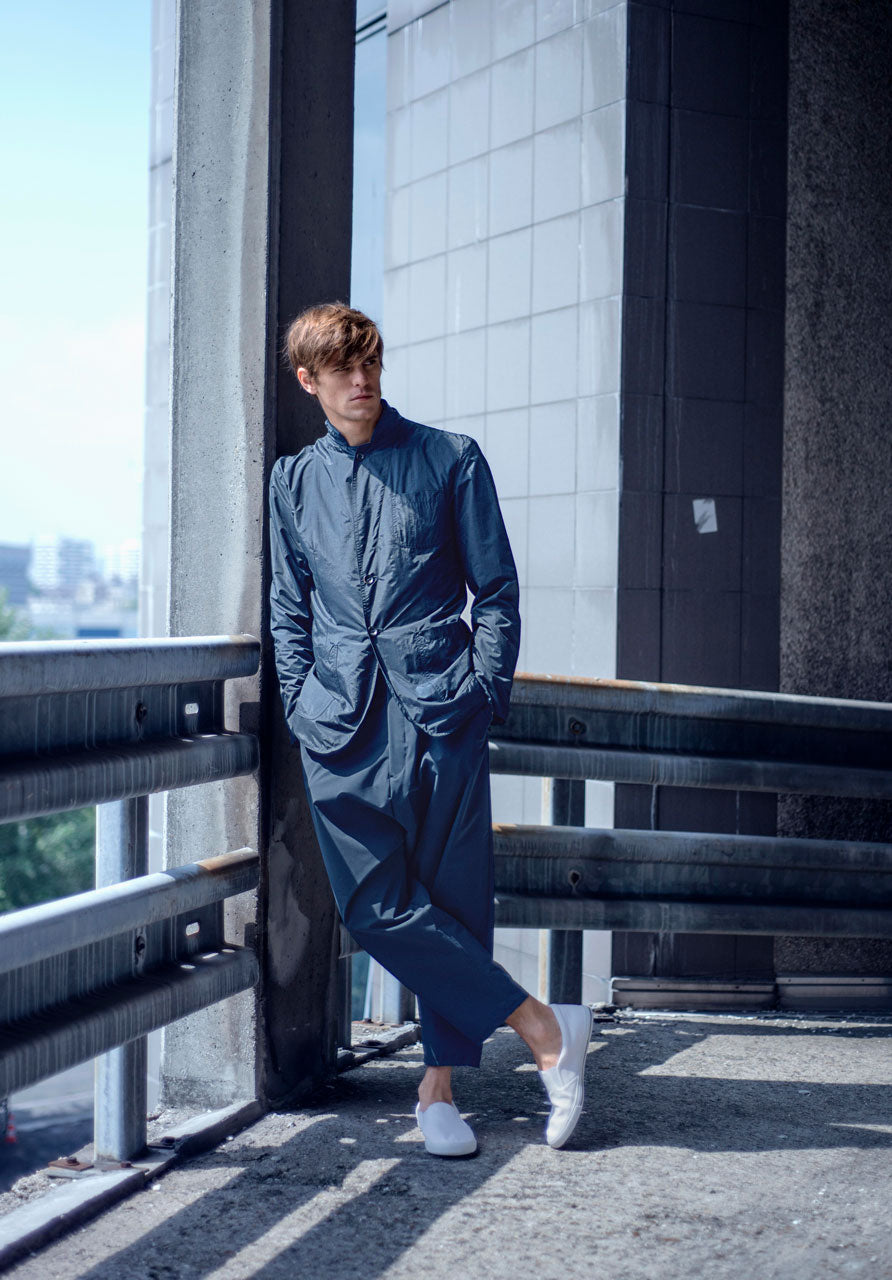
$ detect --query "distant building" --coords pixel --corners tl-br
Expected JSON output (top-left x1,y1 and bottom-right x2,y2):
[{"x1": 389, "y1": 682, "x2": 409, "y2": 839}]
[
  {"x1": 24, "y1": 535, "x2": 138, "y2": 638},
  {"x1": 101, "y1": 538, "x2": 141, "y2": 584},
  {"x1": 0, "y1": 543, "x2": 31, "y2": 606},
  {"x1": 30, "y1": 537, "x2": 96, "y2": 593},
  {"x1": 27, "y1": 595, "x2": 137, "y2": 640}
]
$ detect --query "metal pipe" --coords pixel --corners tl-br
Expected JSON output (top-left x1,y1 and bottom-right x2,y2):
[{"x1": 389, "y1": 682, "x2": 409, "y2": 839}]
[
  {"x1": 337, "y1": 955, "x2": 353, "y2": 1049},
  {"x1": 0, "y1": 635, "x2": 259, "y2": 697},
  {"x1": 492, "y1": 824, "x2": 892, "y2": 908},
  {"x1": 0, "y1": 948, "x2": 259, "y2": 1099},
  {"x1": 494, "y1": 894, "x2": 892, "y2": 937},
  {"x1": 95, "y1": 797, "x2": 150, "y2": 1162},
  {"x1": 546, "y1": 779, "x2": 585, "y2": 1005},
  {"x1": 0, "y1": 733, "x2": 260, "y2": 823},
  {"x1": 488, "y1": 741, "x2": 892, "y2": 799},
  {"x1": 0, "y1": 848, "x2": 260, "y2": 976},
  {"x1": 492, "y1": 823, "x2": 892, "y2": 872},
  {"x1": 511, "y1": 671, "x2": 892, "y2": 734}
]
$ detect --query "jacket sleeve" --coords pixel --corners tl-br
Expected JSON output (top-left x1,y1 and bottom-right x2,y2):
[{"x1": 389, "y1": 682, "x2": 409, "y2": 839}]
[
  {"x1": 452, "y1": 437, "x2": 521, "y2": 725},
  {"x1": 268, "y1": 460, "x2": 315, "y2": 727}
]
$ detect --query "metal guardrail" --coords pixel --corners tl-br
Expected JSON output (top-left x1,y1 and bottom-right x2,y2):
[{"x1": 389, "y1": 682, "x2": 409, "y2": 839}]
[
  {"x1": 491, "y1": 673, "x2": 892, "y2": 796},
  {"x1": 4, "y1": 650, "x2": 889, "y2": 1160},
  {"x1": 0, "y1": 636, "x2": 259, "y2": 820},
  {"x1": 0, "y1": 637, "x2": 261, "y2": 1161},
  {"x1": 490, "y1": 673, "x2": 892, "y2": 1003},
  {"x1": 492, "y1": 824, "x2": 892, "y2": 935},
  {"x1": 0, "y1": 848, "x2": 259, "y2": 1096}
]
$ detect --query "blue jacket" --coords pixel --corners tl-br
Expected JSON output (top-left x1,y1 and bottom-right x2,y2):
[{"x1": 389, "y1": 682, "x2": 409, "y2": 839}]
[{"x1": 269, "y1": 401, "x2": 521, "y2": 755}]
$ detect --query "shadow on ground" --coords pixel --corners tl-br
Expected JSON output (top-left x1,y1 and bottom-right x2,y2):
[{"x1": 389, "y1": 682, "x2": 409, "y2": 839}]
[{"x1": 8, "y1": 1012, "x2": 891, "y2": 1279}]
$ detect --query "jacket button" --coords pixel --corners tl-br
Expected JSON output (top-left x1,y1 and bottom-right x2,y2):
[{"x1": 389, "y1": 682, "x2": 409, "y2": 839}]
[
  {"x1": 356, "y1": 452, "x2": 364, "y2": 461},
  {"x1": 369, "y1": 626, "x2": 378, "y2": 636},
  {"x1": 364, "y1": 573, "x2": 375, "y2": 585}
]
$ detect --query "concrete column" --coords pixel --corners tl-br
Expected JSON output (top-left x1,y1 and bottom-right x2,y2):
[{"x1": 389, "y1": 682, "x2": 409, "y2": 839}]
[
  {"x1": 142, "y1": 0, "x2": 176, "y2": 1117},
  {"x1": 164, "y1": 0, "x2": 355, "y2": 1109},
  {"x1": 779, "y1": 0, "x2": 892, "y2": 988}
]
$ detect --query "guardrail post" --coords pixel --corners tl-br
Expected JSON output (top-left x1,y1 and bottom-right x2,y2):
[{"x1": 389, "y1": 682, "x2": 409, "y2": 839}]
[
  {"x1": 94, "y1": 796, "x2": 149, "y2": 1162},
  {"x1": 337, "y1": 953, "x2": 353, "y2": 1049},
  {"x1": 364, "y1": 961, "x2": 416, "y2": 1025},
  {"x1": 547, "y1": 778, "x2": 585, "y2": 1005}
]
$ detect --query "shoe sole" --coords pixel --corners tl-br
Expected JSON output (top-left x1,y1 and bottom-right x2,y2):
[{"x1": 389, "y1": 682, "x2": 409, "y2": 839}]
[
  {"x1": 547, "y1": 1004, "x2": 594, "y2": 1149},
  {"x1": 422, "y1": 1139, "x2": 478, "y2": 1157}
]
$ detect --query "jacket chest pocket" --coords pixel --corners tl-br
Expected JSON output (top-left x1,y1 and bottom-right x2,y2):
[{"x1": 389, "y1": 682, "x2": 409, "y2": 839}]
[{"x1": 391, "y1": 489, "x2": 446, "y2": 550}]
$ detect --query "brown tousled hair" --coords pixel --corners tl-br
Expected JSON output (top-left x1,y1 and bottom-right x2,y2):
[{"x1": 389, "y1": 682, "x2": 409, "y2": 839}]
[{"x1": 284, "y1": 303, "x2": 384, "y2": 380}]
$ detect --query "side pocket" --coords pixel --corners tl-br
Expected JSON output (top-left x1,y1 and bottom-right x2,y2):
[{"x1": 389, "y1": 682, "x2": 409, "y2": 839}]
[
  {"x1": 295, "y1": 666, "x2": 335, "y2": 720},
  {"x1": 471, "y1": 668, "x2": 494, "y2": 715},
  {"x1": 328, "y1": 641, "x2": 347, "y2": 700}
]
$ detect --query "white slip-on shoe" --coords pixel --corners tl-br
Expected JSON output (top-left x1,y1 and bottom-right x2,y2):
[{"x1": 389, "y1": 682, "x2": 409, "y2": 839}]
[
  {"x1": 538, "y1": 1003, "x2": 594, "y2": 1149},
  {"x1": 415, "y1": 1101, "x2": 477, "y2": 1157}
]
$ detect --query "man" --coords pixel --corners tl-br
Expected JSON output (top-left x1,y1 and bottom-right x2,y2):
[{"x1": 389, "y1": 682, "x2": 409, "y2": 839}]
[{"x1": 269, "y1": 302, "x2": 591, "y2": 1156}]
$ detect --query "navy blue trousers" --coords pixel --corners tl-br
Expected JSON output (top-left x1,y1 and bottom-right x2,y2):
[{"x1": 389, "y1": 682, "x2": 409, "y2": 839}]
[{"x1": 300, "y1": 670, "x2": 527, "y2": 1066}]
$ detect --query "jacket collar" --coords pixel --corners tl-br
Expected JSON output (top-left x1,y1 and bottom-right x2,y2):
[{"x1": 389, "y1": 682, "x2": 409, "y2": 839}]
[{"x1": 323, "y1": 400, "x2": 402, "y2": 455}]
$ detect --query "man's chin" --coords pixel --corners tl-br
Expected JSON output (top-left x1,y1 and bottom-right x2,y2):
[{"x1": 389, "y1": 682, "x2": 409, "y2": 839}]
[{"x1": 347, "y1": 399, "x2": 382, "y2": 420}]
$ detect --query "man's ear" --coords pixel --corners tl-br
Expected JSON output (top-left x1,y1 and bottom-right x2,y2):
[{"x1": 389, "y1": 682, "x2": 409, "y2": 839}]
[{"x1": 296, "y1": 366, "x2": 317, "y2": 396}]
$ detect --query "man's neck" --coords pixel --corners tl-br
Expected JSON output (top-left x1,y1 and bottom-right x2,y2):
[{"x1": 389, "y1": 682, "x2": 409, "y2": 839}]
[{"x1": 329, "y1": 404, "x2": 383, "y2": 448}]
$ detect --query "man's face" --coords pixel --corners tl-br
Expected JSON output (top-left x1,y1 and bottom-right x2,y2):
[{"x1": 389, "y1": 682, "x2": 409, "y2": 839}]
[{"x1": 298, "y1": 354, "x2": 383, "y2": 435}]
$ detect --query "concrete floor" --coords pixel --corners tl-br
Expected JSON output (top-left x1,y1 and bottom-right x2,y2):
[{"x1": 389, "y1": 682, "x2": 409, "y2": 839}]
[{"x1": 3, "y1": 1010, "x2": 891, "y2": 1279}]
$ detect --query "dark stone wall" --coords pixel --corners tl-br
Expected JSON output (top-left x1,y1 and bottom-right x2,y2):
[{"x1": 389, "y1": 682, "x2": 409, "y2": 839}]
[
  {"x1": 778, "y1": 0, "x2": 892, "y2": 975},
  {"x1": 614, "y1": 0, "x2": 789, "y2": 982}
]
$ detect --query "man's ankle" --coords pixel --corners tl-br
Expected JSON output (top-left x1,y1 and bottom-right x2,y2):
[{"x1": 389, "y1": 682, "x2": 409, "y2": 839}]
[
  {"x1": 418, "y1": 1067, "x2": 453, "y2": 1110},
  {"x1": 418, "y1": 1095, "x2": 454, "y2": 1110}
]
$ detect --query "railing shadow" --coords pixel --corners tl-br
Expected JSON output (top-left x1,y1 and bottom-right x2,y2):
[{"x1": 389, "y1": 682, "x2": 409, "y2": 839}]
[{"x1": 61, "y1": 1015, "x2": 890, "y2": 1280}]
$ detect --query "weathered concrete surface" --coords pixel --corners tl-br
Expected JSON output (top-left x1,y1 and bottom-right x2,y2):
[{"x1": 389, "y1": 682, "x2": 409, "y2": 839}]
[
  {"x1": 4, "y1": 1010, "x2": 890, "y2": 1278},
  {"x1": 165, "y1": 0, "x2": 356, "y2": 1112},
  {"x1": 780, "y1": 0, "x2": 892, "y2": 979}
]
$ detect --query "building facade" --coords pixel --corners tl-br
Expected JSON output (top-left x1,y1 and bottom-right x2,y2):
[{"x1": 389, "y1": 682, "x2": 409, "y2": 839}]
[{"x1": 146, "y1": 0, "x2": 892, "y2": 1027}]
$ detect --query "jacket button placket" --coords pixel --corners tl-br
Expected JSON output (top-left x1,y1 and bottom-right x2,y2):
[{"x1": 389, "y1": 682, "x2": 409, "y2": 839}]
[{"x1": 351, "y1": 452, "x2": 377, "y2": 641}]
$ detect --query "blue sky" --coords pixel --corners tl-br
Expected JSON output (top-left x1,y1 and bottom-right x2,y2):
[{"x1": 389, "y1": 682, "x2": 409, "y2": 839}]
[{"x1": 0, "y1": 2, "x2": 151, "y2": 549}]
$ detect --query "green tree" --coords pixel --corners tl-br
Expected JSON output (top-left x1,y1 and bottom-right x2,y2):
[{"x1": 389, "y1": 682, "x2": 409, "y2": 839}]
[
  {"x1": 0, "y1": 588, "x2": 96, "y2": 913},
  {"x1": 0, "y1": 809, "x2": 96, "y2": 913}
]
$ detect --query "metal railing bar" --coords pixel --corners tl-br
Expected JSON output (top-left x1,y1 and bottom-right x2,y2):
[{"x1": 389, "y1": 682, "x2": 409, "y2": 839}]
[
  {"x1": 487, "y1": 740, "x2": 892, "y2": 799},
  {"x1": 0, "y1": 636, "x2": 260, "y2": 698},
  {"x1": 0, "y1": 733, "x2": 259, "y2": 822},
  {"x1": 492, "y1": 824, "x2": 892, "y2": 872},
  {"x1": 0, "y1": 849, "x2": 259, "y2": 976},
  {"x1": 0, "y1": 947, "x2": 259, "y2": 1098},
  {"x1": 512, "y1": 671, "x2": 892, "y2": 734},
  {"x1": 493, "y1": 895, "x2": 892, "y2": 937}
]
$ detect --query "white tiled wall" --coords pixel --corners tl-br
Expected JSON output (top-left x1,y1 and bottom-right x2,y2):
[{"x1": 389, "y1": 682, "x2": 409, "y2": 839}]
[{"x1": 383, "y1": 0, "x2": 627, "y2": 1003}]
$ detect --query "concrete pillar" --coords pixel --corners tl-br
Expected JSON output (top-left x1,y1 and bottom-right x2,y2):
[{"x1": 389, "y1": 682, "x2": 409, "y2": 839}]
[
  {"x1": 779, "y1": 0, "x2": 892, "y2": 988},
  {"x1": 142, "y1": 0, "x2": 177, "y2": 1113},
  {"x1": 164, "y1": 0, "x2": 355, "y2": 1109}
]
